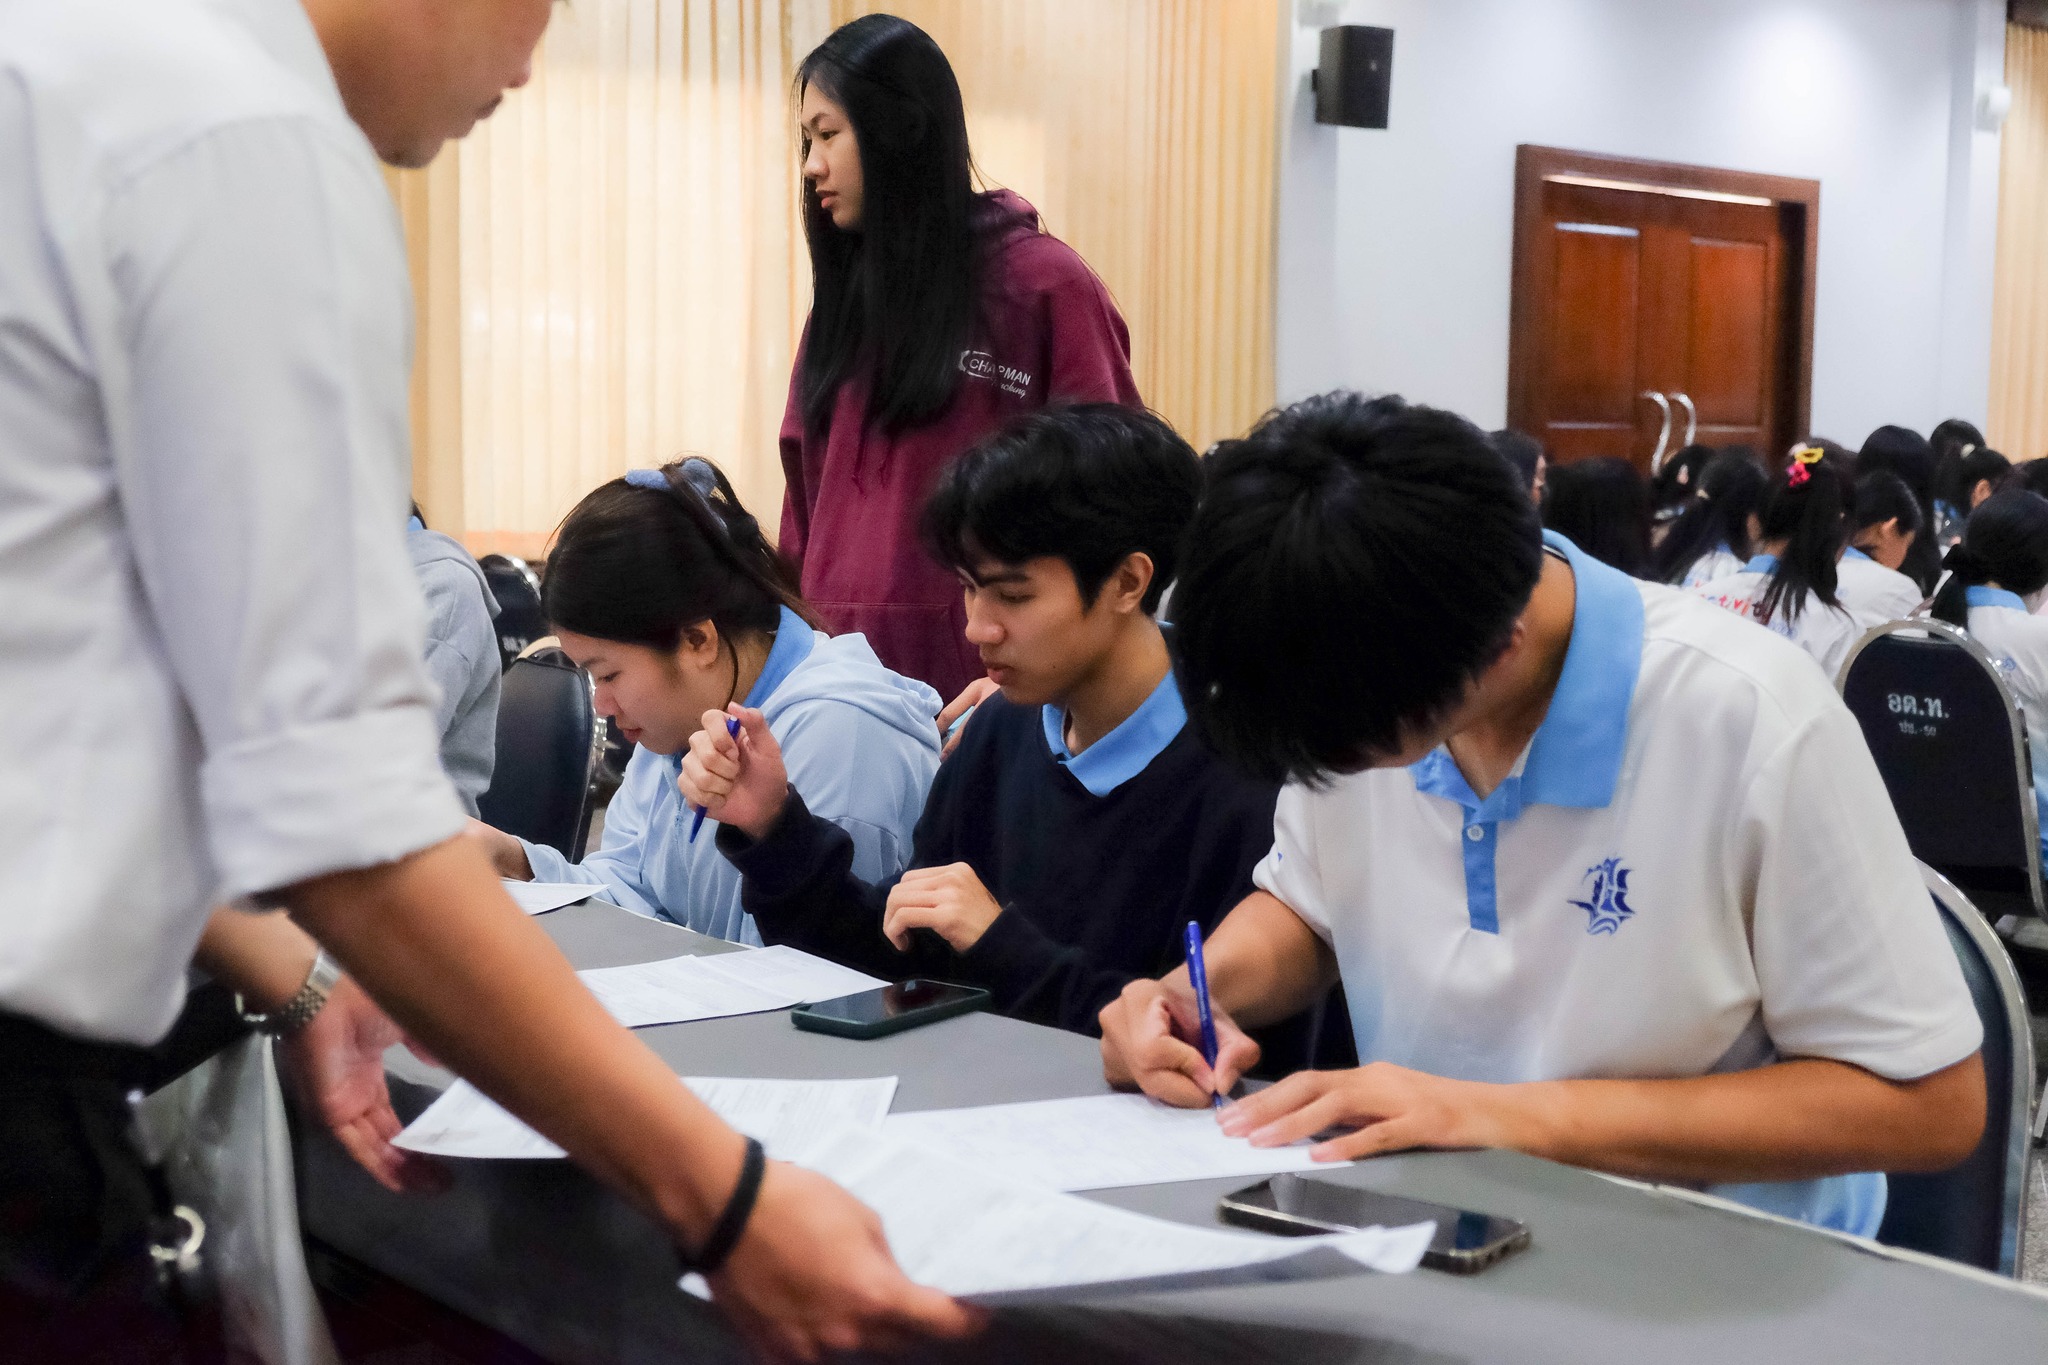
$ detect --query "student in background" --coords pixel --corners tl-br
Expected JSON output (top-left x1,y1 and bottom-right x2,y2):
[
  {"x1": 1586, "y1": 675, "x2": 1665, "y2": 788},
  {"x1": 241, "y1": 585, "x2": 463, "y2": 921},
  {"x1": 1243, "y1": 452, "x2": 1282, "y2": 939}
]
[
  {"x1": 1098, "y1": 392, "x2": 1984, "y2": 1238},
  {"x1": 1929, "y1": 417, "x2": 1987, "y2": 545},
  {"x1": 1487, "y1": 428, "x2": 1546, "y2": 502},
  {"x1": 1928, "y1": 490, "x2": 2048, "y2": 867},
  {"x1": 1860, "y1": 425, "x2": 1941, "y2": 592},
  {"x1": 467, "y1": 460, "x2": 940, "y2": 945},
  {"x1": 681, "y1": 407, "x2": 1298, "y2": 1043},
  {"x1": 1541, "y1": 456, "x2": 1651, "y2": 577},
  {"x1": 780, "y1": 15, "x2": 1140, "y2": 701},
  {"x1": 408, "y1": 507, "x2": 501, "y2": 814},
  {"x1": 1648, "y1": 450, "x2": 1767, "y2": 589},
  {"x1": 1649, "y1": 442, "x2": 1718, "y2": 530},
  {"x1": 1940, "y1": 447, "x2": 2014, "y2": 526},
  {"x1": 1694, "y1": 446, "x2": 1868, "y2": 679},
  {"x1": 1836, "y1": 473, "x2": 1926, "y2": 622}
]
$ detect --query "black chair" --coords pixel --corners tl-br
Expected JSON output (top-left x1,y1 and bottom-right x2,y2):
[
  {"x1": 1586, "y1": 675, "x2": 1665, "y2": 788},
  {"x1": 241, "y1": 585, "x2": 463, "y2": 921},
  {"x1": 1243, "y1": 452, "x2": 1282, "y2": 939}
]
[
  {"x1": 479, "y1": 553, "x2": 547, "y2": 672},
  {"x1": 477, "y1": 648, "x2": 604, "y2": 861},
  {"x1": 1838, "y1": 619, "x2": 2045, "y2": 924},
  {"x1": 1875, "y1": 865, "x2": 2033, "y2": 1275}
]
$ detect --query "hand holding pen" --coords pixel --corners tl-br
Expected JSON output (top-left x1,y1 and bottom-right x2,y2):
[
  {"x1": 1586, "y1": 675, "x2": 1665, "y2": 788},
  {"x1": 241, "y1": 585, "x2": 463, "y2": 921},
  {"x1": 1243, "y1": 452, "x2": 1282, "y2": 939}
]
[{"x1": 676, "y1": 706, "x2": 790, "y2": 843}]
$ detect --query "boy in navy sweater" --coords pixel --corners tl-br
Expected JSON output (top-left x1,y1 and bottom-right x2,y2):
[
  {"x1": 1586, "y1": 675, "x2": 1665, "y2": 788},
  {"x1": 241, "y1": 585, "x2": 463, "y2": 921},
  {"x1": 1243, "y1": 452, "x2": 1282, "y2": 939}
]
[{"x1": 680, "y1": 405, "x2": 1316, "y2": 1044}]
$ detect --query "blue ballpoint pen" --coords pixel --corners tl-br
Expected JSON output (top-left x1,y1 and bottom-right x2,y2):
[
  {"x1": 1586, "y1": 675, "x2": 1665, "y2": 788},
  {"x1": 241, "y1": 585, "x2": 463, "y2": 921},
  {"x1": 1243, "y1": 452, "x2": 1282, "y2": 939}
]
[
  {"x1": 687, "y1": 715, "x2": 744, "y2": 842},
  {"x1": 1183, "y1": 920, "x2": 1224, "y2": 1109}
]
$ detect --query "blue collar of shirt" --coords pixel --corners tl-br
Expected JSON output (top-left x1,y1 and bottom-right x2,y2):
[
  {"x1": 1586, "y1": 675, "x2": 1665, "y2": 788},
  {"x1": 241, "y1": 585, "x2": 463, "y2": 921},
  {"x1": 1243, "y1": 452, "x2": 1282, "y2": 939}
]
[
  {"x1": 1042, "y1": 668, "x2": 1187, "y2": 797},
  {"x1": 1409, "y1": 530, "x2": 1644, "y2": 820},
  {"x1": 1742, "y1": 553, "x2": 1779, "y2": 574},
  {"x1": 742, "y1": 605, "x2": 816, "y2": 708},
  {"x1": 1842, "y1": 546, "x2": 1872, "y2": 564},
  {"x1": 1967, "y1": 585, "x2": 2029, "y2": 612}
]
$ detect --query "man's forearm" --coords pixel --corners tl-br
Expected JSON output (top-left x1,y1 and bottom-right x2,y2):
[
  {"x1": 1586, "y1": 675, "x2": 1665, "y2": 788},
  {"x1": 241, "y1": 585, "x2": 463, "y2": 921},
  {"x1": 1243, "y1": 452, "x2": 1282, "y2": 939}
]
[
  {"x1": 286, "y1": 836, "x2": 745, "y2": 1248},
  {"x1": 1199, "y1": 890, "x2": 1339, "y2": 1028},
  {"x1": 194, "y1": 906, "x2": 320, "y2": 1012},
  {"x1": 1481, "y1": 1054, "x2": 1986, "y2": 1184}
]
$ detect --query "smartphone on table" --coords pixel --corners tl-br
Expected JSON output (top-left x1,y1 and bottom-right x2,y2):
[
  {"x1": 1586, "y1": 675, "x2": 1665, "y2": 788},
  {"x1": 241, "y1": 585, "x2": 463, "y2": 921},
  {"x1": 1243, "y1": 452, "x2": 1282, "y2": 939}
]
[
  {"x1": 790, "y1": 979, "x2": 990, "y2": 1040},
  {"x1": 1219, "y1": 1172, "x2": 1530, "y2": 1274}
]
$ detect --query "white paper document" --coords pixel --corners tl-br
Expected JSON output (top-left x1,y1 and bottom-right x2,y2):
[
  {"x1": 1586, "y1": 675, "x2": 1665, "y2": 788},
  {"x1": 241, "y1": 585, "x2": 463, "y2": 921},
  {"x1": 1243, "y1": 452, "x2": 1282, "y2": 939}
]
[
  {"x1": 504, "y1": 880, "x2": 608, "y2": 915},
  {"x1": 883, "y1": 1092, "x2": 1331, "y2": 1192},
  {"x1": 707, "y1": 1126, "x2": 1431, "y2": 1305},
  {"x1": 576, "y1": 946, "x2": 887, "y2": 1029},
  {"x1": 395, "y1": 1075, "x2": 900, "y2": 1162}
]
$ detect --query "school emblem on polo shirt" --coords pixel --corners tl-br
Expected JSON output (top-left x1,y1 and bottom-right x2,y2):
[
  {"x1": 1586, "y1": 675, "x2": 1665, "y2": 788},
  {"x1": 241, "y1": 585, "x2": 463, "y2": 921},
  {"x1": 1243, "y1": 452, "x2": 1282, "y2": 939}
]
[{"x1": 1570, "y1": 857, "x2": 1636, "y2": 935}]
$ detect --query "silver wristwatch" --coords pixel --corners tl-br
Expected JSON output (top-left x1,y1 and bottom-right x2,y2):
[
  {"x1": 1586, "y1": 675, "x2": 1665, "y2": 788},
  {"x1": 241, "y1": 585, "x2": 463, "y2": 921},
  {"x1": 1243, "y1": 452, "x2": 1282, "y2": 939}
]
[{"x1": 237, "y1": 950, "x2": 342, "y2": 1035}]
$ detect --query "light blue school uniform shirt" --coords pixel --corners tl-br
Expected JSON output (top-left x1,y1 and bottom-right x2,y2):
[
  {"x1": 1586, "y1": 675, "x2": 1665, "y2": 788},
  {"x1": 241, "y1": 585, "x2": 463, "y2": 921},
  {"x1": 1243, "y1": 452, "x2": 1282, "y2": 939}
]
[
  {"x1": 522, "y1": 608, "x2": 941, "y2": 943},
  {"x1": 1256, "y1": 532, "x2": 1982, "y2": 1237}
]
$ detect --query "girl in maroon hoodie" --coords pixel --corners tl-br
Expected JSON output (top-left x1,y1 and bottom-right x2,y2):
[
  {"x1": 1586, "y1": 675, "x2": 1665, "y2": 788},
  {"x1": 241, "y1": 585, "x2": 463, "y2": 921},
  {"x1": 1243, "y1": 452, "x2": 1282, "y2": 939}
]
[{"x1": 781, "y1": 15, "x2": 1142, "y2": 701}]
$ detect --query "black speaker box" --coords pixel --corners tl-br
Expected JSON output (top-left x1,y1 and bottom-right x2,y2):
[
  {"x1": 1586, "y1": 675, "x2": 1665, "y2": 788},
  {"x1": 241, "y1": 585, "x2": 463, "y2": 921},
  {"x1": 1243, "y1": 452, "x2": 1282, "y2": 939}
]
[{"x1": 1313, "y1": 25, "x2": 1393, "y2": 129}]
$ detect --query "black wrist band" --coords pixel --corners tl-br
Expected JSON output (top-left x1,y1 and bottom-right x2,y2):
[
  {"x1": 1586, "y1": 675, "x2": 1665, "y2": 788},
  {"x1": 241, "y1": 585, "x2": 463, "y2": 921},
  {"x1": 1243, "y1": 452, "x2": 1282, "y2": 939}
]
[{"x1": 683, "y1": 1137, "x2": 764, "y2": 1275}]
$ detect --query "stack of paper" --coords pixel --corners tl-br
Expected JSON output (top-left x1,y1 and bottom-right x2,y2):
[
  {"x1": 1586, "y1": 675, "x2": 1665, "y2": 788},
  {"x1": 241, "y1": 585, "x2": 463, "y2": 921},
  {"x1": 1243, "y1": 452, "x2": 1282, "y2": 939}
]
[
  {"x1": 883, "y1": 1092, "x2": 1336, "y2": 1192},
  {"x1": 687, "y1": 1125, "x2": 1432, "y2": 1304},
  {"x1": 395, "y1": 1075, "x2": 900, "y2": 1162},
  {"x1": 577, "y1": 946, "x2": 888, "y2": 1029},
  {"x1": 504, "y1": 881, "x2": 610, "y2": 915}
]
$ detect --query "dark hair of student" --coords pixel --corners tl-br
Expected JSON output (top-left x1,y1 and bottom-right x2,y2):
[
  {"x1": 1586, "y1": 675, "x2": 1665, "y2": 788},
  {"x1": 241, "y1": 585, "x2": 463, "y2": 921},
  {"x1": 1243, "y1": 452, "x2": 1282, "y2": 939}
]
[
  {"x1": 919, "y1": 403, "x2": 1199, "y2": 615},
  {"x1": 1541, "y1": 456, "x2": 1651, "y2": 577},
  {"x1": 1487, "y1": 428, "x2": 1543, "y2": 494},
  {"x1": 795, "y1": 16, "x2": 984, "y2": 438},
  {"x1": 1929, "y1": 417, "x2": 1986, "y2": 504},
  {"x1": 1857, "y1": 425, "x2": 1939, "y2": 591},
  {"x1": 1943, "y1": 447, "x2": 2013, "y2": 510},
  {"x1": 1649, "y1": 443, "x2": 1716, "y2": 517},
  {"x1": 1928, "y1": 490, "x2": 2048, "y2": 627},
  {"x1": 543, "y1": 458, "x2": 818, "y2": 653},
  {"x1": 1851, "y1": 470, "x2": 1925, "y2": 537},
  {"x1": 1170, "y1": 392, "x2": 1544, "y2": 786},
  {"x1": 1649, "y1": 450, "x2": 1767, "y2": 584},
  {"x1": 2009, "y1": 459, "x2": 2048, "y2": 500},
  {"x1": 1751, "y1": 447, "x2": 1848, "y2": 626}
]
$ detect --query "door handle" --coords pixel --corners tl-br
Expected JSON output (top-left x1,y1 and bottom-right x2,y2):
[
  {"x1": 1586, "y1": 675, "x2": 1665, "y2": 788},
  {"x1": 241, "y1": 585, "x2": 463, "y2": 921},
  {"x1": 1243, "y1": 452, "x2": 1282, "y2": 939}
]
[
  {"x1": 1671, "y1": 392, "x2": 1698, "y2": 449},
  {"x1": 1640, "y1": 391, "x2": 1673, "y2": 473}
]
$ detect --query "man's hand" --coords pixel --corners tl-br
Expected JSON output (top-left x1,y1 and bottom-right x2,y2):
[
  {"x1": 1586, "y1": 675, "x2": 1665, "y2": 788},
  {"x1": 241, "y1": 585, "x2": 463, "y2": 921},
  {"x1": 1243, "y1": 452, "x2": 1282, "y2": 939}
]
[
  {"x1": 1217, "y1": 1063, "x2": 1507, "y2": 1162},
  {"x1": 277, "y1": 974, "x2": 448, "y2": 1194},
  {"x1": 882, "y1": 864, "x2": 1003, "y2": 953},
  {"x1": 1098, "y1": 976, "x2": 1260, "y2": 1109},
  {"x1": 678, "y1": 706, "x2": 788, "y2": 841},
  {"x1": 464, "y1": 818, "x2": 532, "y2": 880},
  {"x1": 710, "y1": 1162, "x2": 985, "y2": 1362},
  {"x1": 937, "y1": 677, "x2": 999, "y2": 759}
]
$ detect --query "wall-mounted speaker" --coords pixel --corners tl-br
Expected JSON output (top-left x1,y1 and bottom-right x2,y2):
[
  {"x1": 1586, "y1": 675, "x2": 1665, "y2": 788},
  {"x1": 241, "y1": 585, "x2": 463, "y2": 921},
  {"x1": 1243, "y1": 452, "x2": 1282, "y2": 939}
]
[{"x1": 1312, "y1": 25, "x2": 1393, "y2": 129}]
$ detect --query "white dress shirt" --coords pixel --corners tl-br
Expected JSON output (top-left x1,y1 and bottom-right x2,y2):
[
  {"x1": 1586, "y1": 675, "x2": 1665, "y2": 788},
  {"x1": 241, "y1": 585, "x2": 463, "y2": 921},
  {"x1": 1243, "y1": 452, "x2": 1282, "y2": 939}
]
[{"x1": 0, "y1": 0, "x2": 464, "y2": 1043}]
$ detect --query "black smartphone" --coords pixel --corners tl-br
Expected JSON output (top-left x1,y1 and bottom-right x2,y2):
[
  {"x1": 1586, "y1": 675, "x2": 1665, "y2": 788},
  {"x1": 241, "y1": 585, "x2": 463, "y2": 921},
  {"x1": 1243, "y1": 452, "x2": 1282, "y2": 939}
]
[
  {"x1": 1218, "y1": 1173, "x2": 1530, "y2": 1274},
  {"x1": 789, "y1": 980, "x2": 991, "y2": 1040}
]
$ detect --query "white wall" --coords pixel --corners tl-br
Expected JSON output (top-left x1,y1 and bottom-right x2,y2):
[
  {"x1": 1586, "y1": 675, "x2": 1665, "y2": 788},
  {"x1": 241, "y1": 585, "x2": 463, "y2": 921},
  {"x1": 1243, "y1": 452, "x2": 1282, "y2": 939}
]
[{"x1": 1275, "y1": 0, "x2": 2008, "y2": 446}]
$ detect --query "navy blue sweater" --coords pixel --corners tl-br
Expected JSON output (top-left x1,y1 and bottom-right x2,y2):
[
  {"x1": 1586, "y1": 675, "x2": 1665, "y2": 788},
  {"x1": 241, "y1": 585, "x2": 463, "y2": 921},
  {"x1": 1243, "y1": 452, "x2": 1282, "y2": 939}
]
[{"x1": 718, "y1": 691, "x2": 1281, "y2": 1035}]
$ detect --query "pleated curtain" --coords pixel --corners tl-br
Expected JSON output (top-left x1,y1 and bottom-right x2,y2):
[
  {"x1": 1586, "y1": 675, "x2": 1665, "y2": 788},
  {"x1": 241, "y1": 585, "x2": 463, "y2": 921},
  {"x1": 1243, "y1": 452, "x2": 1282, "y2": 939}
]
[
  {"x1": 1991, "y1": 23, "x2": 2048, "y2": 462},
  {"x1": 390, "y1": 0, "x2": 1281, "y2": 556}
]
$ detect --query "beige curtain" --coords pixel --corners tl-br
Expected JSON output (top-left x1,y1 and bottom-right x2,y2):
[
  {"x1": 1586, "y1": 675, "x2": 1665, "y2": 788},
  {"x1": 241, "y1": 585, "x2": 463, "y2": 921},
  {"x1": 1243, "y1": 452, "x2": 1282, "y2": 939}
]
[
  {"x1": 1992, "y1": 24, "x2": 2048, "y2": 462},
  {"x1": 392, "y1": 1, "x2": 1280, "y2": 556}
]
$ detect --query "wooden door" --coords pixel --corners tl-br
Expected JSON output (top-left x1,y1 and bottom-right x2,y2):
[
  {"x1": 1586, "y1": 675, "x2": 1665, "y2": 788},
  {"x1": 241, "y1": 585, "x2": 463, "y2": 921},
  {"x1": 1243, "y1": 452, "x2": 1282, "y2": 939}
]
[{"x1": 1507, "y1": 146, "x2": 1818, "y2": 472}]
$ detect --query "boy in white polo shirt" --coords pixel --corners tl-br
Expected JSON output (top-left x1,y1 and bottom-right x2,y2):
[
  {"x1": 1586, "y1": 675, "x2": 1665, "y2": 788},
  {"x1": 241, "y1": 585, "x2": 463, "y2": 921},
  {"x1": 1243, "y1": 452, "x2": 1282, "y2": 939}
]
[{"x1": 1098, "y1": 393, "x2": 1985, "y2": 1235}]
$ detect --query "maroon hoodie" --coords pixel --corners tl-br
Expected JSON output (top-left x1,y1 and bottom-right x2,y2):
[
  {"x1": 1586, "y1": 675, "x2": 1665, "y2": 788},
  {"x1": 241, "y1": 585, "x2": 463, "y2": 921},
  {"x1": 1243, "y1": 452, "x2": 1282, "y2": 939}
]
[{"x1": 778, "y1": 191, "x2": 1141, "y2": 702}]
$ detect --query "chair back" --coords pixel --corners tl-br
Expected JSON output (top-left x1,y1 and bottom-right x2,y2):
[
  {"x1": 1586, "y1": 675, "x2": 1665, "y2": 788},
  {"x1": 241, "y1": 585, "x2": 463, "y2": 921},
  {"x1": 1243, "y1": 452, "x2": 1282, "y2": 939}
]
[
  {"x1": 477, "y1": 649, "x2": 602, "y2": 861},
  {"x1": 1837, "y1": 619, "x2": 2044, "y2": 922},
  {"x1": 1875, "y1": 865, "x2": 2033, "y2": 1275},
  {"x1": 479, "y1": 554, "x2": 547, "y2": 671}
]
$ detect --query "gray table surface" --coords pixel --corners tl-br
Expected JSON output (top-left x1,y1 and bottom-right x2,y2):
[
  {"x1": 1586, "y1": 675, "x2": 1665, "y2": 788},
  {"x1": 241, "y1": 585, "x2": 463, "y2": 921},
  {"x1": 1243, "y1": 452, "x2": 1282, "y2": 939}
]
[{"x1": 297, "y1": 899, "x2": 2048, "y2": 1363}]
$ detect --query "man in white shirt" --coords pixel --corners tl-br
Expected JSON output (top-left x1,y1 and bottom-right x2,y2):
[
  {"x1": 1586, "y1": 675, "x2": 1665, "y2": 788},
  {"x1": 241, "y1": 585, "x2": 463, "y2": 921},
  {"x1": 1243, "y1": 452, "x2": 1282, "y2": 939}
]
[
  {"x1": 0, "y1": 1, "x2": 973, "y2": 1356},
  {"x1": 1099, "y1": 393, "x2": 1985, "y2": 1236}
]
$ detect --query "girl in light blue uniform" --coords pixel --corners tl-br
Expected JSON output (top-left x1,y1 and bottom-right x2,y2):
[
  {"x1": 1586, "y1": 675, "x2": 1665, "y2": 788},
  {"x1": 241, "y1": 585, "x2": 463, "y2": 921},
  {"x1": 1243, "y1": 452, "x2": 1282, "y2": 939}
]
[
  {"x1": 472, "y1": 458, "x2": 941, "y2": 943},
  {"x1": 1929, "y1": 489, "x2": 2048, "y2": 870}
]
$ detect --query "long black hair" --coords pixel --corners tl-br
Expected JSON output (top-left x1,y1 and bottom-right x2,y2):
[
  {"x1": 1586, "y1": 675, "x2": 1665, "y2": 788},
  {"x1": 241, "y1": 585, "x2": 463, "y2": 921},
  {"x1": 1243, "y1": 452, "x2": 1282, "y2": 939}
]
[
  {"x1": 1929, "y1": 490, "x2": 2048, "y2": 627},
  {"x1": 1851, "y1": 471, "x2": 1925, "y2": 539},
  {"x1": 1650, "y1": 449, "x2": 1767, "y2": 584},
  {"x1": 1753, "y1": 446, "x2": 1849, "y2": 626},
  {"x1": 796, "y1": 16, "x2": 984, "y2": 437},
  {"x1": 544, "y1": 458, "x2": 817, "y2": 652},
  {"x1": 1541, "y1": 457, "x2": 1651, "y2": 577},
  {"x1": 1942, "y1": 447, "x2": 2013, "y2": 512},
  {"x1": 1858, "y1": 425, "x2": 1939, "y2": 592}
]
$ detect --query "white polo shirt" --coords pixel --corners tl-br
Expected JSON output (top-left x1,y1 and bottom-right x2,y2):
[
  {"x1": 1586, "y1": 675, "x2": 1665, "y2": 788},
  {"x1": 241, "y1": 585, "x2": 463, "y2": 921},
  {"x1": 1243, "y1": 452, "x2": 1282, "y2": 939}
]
[
  {"x1": 1835, "y1": 547, "x2": 1925, "y2": 623},
  {"x1": 1677, "y1": 544, "x2": 1742, "y2": 591},
  {"x1": 1255, "y1": 533, "x2": 1981, "y2": 1235},
  {"x1": 1965, "y1": 588, "x2": 2048, "y2": 858},
  {"x1": 1693, "y1": 555, "x2": 1872, "y2": 683}
]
